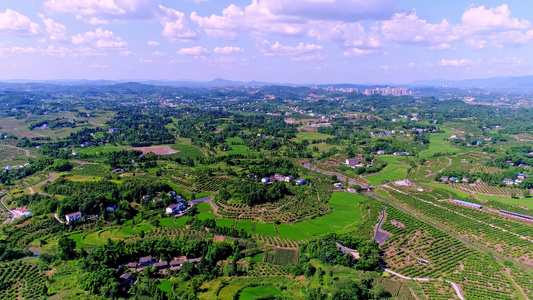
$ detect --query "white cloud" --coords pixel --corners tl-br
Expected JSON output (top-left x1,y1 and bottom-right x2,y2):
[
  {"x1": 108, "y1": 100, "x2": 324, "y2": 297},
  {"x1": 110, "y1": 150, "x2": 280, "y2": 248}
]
[
  {"x1": 259, "y1": 40, "x2": 324, "y2": 61},
  {"x1": 261, "y1": 0, "x2": 398, "y2": 22},
  {"x1": 72, "y1": 47, "x2": 107, "y2": 57},
  {"x1": 213, "y1": 46, "x2": 244, "y2": 54},
  {"x1": 379, "y1": 65, "x2": 389, "y2": 71},
  {"x1": 119, "y1": 50, "x2": 135, "y2": 56},
  {"x1": 381, "y1": 5, "x2": 533, "y2": 49},
  {"x1": 148, "y1": 40, "x2": 160, "y2": 46},
  {"x1": 0, "y1": 45, "x2": 96, "y2": 57},
  {"x1": 461, "y1": 4, "x2": 530, "y2": 34},
  {"x1": 88, "y1": 17, "x2": 110, "y2": 24},
  {"x1": 176, "y1": 46, "x2": 209, "y2": 56},
  {"x1": 37, "y1": 13, "x2": 67, "y2": 41},
  {"x1": 139, "y1": 58, "x2": 152, "y2": 63},
  {"x1": 382, "y1": 11, "x2": 459, "y2": 46},
  {"x1": 89, "y1": 64, "x2": 109, "y2": 68},
  {"x1": 0, "y1": 9, "x2": 41, "y2": 36},
  {"x1": 488, "y1": 57, "x2": 525, "y2": 68},
  {"x1": 407, "y1": 62, "x2": 416, "y2": 69},
  {"x1": 159, "y1": 5, "x2": 197, "y2": 41},
  {"x1": 44, "y1": 0, "x2": 125, "y2": 15},
  {"x1": 342, "y1": 48, "x2": 379, "y2": 56},
  {"x1": 72, "y1": 28, "x2": 128, "y2": 48},
  {"x1": 438, "y1": 59, "x2": 472, "y2": 66}
]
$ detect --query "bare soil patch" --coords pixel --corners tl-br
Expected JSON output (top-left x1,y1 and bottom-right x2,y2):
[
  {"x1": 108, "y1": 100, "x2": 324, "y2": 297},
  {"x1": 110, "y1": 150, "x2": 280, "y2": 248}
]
[{"x1": 127, "y1": 146, "x2": 178, "y2": 155}]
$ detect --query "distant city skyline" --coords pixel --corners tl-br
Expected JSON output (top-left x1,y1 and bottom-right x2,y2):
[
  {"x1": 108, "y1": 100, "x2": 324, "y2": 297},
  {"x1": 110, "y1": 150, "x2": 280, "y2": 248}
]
[{"x1": 1, "y1": 0, "x2": 533, "y2": 84}]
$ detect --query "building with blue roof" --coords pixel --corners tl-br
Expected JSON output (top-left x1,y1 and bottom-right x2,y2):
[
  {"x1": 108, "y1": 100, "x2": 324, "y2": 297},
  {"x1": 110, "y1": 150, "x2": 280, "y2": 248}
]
[{"x1": 452, "y1": 200, "x2": 482, "y2": 209}]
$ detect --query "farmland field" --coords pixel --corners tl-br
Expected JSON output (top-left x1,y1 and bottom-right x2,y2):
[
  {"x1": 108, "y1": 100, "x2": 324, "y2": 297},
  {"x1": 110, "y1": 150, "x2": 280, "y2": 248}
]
[
  {"x1": 215, "y1": 218, "x2": 235, "y2": 228},
  {"x1": 418, "y1": 131, "x2": 464, "y2": 159},
  {"x1": 292, "y1": 132, "x2": 335, "y2": 142},
  {"x1": 477, "y1": 194, "x2": 533, "y2": 210},
  {"x1": 364, "y1": 156, "x2": 410, "y2": 185},
  {"x1": 238, "y1": 286, "x2": 283, "y2": 300},
  {"x1": 196, "y1": 202, "x2": 213, "y2": 211},
  {"x1": 254, "y1": 222, "x2": 277, "y2": 237},
  {"x1": 197, "y1": 212, "x2": 217, "y2": 221},
  {"x1": 171, "y1": 138, "x2": 205, "y2": 159},
  {"x1": 236, "y1": 220, "x2": 255, "y2": 235},
  {"x1": 419, "y1": 183, "x2": 471, "y2": 198},
  {"x1": 293, "y1": 192, "x2": 363, "y2": 236}
]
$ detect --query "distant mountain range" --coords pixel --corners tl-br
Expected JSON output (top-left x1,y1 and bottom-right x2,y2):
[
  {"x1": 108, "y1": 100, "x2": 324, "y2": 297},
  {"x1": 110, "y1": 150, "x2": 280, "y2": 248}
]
[
  {"x1": 408, "y1": 75, "x2": 533, "y2": 91},
  {"x1": 1, "y1": 75, "x2": 533, "y2": 91}
]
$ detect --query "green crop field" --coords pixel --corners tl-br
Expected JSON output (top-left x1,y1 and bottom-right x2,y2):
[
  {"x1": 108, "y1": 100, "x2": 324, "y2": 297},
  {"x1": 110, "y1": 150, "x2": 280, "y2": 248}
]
[
  {"x1": 364, "y1": 156, "x2": 410, "y2": 185},
  {"x1": 293, "y1": 192, "x2": 363, "y2": 236},
  {"x1": 236, "y1": 220, "x2": 255, "y2": 235},
  {"x1": 171, "y1": 139, "x2": 205, "y2": 159},
  {"x1": 420, "y1": 183, "x2": 471, "y2": 198},
  {"x1": 197, "y1": 212, "x2": 217, "y2": 221},
  {"x1": 68, "y1": 232, "x2": 89, "y2": 248},
  {"x1": 477, "y1": 194, "x2": 533, "y2": 210},
  {"x1": 254, "y1": 222, "x2": 277, "y2": 237},
  {"x1": 418, "y1": 132, "x2": 464, "y2": 159},
  {"x1": 215, "y1": 218, "x2": 235, "y2": 228},
  {"x1": 251, "y1": 253, "x2": 264, "y2": 262},
  {"x1": 157, "y1": 280, "x2": 173, "y2": 293},
  {"x1": 120, "y1": 221, "x2": 154, "y2": 235},
  {"x1": 292, "y1": 132, "x2": 335, "y2": 142},
  {"x1": 276, "y1": 224, "x2": 312, "y2": 240},
  {"x1": 238, "y1": 286, "x2": 283, "y2": 300},
  {"x1": 196, "y1": 202, "x2": 213, "y2": 211},
  {"x1": 77, "y1": 145, "x2": 124, "y2": 155},
  {"x1": 82, "y1": 231, "x2": 107, "y2": 245}
]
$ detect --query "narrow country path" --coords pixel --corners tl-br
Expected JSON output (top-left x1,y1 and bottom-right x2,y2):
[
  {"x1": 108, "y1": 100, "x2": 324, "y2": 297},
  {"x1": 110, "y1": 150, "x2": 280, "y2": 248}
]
[
  {"x1": 383, "y1": 268, "x2": 465, "y2": 300},
  {"x1": 425, "y1": 156, "x2": 452, "y2": 178},
  {"x1": 0, "y1": 195, "x2": 13, "y2": 225},
  {"x1": 373, "y1": 206, "x2": 390, "y2": 244},
  {"x1": 2, "y1": 144, "x2": 37, "y2": 158}
]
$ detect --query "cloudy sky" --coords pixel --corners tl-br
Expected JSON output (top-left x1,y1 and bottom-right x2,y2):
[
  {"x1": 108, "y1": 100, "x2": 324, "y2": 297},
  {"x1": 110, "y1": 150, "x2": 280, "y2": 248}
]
[{"x1": 1, "y1": 0, "x2": 532, "y2": 84}]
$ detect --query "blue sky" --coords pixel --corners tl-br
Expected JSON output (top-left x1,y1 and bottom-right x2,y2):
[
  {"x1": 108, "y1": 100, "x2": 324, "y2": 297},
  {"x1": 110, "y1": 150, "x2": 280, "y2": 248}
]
[{"x1": 1, "y1": 0, "x2": 532, "y2": 84}]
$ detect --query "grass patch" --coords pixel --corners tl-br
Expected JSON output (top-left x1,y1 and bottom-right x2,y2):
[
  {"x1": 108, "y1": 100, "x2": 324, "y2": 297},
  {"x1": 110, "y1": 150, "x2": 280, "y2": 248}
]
[
  {"x1": 216, "y1": 218, "x2": 235, "y2": 228},
  {"x1": 364, "y1": 156, "x2": 410, "y2": 185},
  {"x1": 77, "y1": 145, "x2": 123, "y2": 156},
  {"x1": 251, "y1": 253, "x2": 264, "y2": 262},
  {"x1": 197, "y1": 212, "x2": 217, "y2": 221},
  {"x1": 420, "y1": 183, "x2": 471, "y2": 198},
  {"x1": 293, "y1": 132, "x2": 335, "y2": 142},
  {"x1": 293, "y1": 192, "x2": 363, "y2": 237},
  {"x1": 157, "y1": 280, "x2": 173, "y2": 294},
  {"x1": 171, "y1": 139, "x2": 205, "y2": 159},
  {"x1": 236, "y1": 220, "x2": 255, "y2": 235},
  {"x1": 477, "y1": 194, "x2": 533, "y2": 210},
  {"x1": 276, "y1": 224, "x2": 312, "y2": 240},
  {"x1": 239, "y1": 286, "x2": 283, "y2": 300},
  {"x1": 68, "y1": 232, "x2": 88, "y2": 248},
  {"x1": 120, "y1": 221, "x2": 154, "y2": 235},
  {"x1": 254, "y1": 222, "x2": 277, "y2": 237},
  {"x1": 196, "y1": 202, "x2": 213, "y2": 211}
]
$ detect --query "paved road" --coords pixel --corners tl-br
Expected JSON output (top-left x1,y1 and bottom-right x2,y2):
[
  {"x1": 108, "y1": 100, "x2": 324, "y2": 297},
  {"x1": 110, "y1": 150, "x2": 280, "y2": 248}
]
[
  {"x1": 302, "y1": 162, "x2": 376, "y2": 189},
  {"x1": 2, "y1": 144, "x2": 37, "y2": 158},
  {"x1": 373, "y1": 206, "x2": 390, "y2": 244},
  {"x1": 0, "y1": 195, "x2": 13, "y2": 225},
  {"x1": 192, "y1": 196, "x2": 213, "y2": 204}
]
